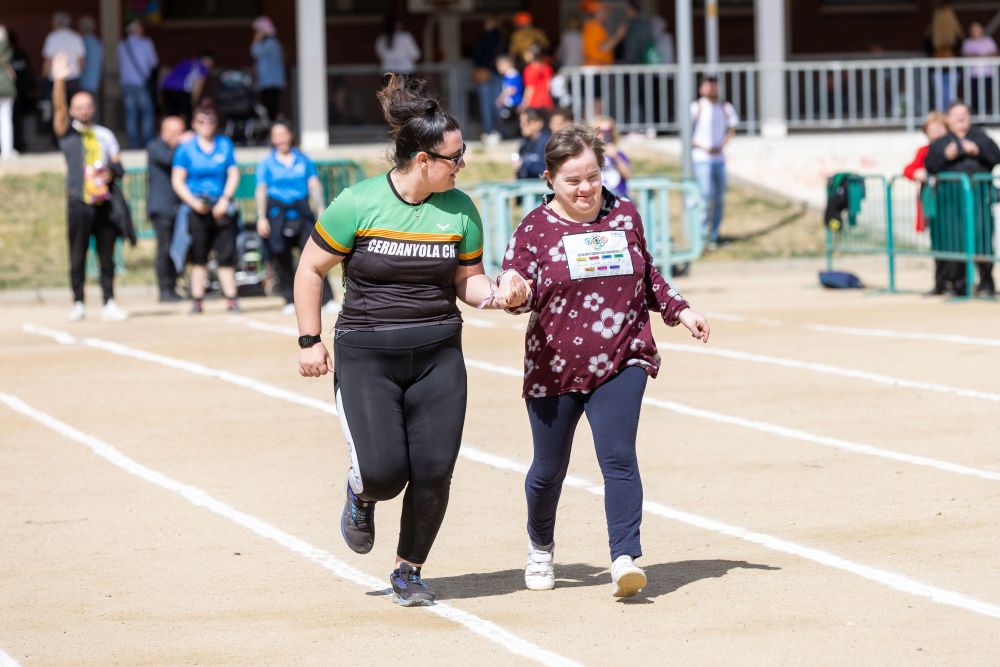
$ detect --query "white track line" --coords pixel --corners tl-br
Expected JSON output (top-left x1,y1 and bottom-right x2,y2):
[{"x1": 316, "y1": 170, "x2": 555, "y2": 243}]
[
  {"x1": 0, "y1": 648, "x2": 20, "y2": 667},
  {"x1": 706, "y1": 311, "x2": 1000, "y2": 348},
  {"x1": 21, "y1": 325, "x2": 1000, "y2": 621},
  {"x1": 222, "y1": 320, "x2": 1000, "y2": 484},
  {"x1": 805, "y1": 324, "x2": 1000, "y2": 349},
  {"x1": 657, "y1": 341, "x2": 1000, "y2": 403},
  {"x1": 0, "y1": 392, "x2": 581, "y2": 667}
]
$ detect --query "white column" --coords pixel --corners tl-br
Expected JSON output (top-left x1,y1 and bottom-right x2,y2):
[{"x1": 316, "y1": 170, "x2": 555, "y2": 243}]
[
  {"x1": 296, "y1": 0, "x2": 329, "y2": 150},
  {"x1": 754, "y1": 0, "x2": 787, "y2": 137},
  {"x1": 675, "y1": 0, "x2": 694, "y2": 178},
  {"x1": 705, "y1": 0, "x2": 719, "y2": 69},
  {"x1": 99, "y1": 0, "x2": 121, "y2": 128}
]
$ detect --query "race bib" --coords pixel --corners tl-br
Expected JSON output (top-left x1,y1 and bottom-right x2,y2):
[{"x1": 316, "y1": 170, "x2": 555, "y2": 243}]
[{"x1": 562, "y1": 230, "x2": 634, "y2": 280}]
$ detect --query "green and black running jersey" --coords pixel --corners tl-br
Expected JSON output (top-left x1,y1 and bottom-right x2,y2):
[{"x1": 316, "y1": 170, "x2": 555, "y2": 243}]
[{"x1": 311, "y1": 172, "x2": 484, "y2": 331}]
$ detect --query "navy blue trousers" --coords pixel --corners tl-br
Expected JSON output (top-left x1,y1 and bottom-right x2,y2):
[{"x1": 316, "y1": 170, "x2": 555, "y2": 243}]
[{"x1": 524, "y1": 366, "x2": 647, "y2": 561}]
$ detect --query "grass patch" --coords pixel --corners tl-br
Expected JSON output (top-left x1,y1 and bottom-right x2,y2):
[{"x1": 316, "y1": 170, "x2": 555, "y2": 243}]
[{"x1": 0, "y1": 153, "x2": 818, "y2": 290}]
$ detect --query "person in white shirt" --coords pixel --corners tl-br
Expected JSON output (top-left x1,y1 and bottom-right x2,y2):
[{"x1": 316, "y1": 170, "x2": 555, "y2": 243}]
[
  {"x1": 690, "y1": 75, "x2": 738, "y2": 248},
  {"x1": 375, "y1": 16, "x2": 421, "y2": 75},
  {"x1": 42, "y1": 12, "x2": 85, "y2": 97}
]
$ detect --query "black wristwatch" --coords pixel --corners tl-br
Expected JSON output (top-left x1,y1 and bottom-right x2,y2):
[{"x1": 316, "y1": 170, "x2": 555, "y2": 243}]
[{"x1": 298, "y1": 334, "x2": 323, "y2": 349}]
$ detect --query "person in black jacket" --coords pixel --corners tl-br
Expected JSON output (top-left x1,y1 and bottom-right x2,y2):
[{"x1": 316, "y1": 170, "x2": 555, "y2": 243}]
[
  {"x1": 924, "y1": 101, "x2": 1000, "y2": 296},
  {"x1": 146, "y1": 115, "x2": 186, "y2": 302}
]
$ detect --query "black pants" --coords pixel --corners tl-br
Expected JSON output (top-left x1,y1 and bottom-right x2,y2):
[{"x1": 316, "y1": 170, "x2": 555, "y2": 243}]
[
  {"x1": 151, "y1": 213, "x2": 178, "y2": 295},
  {"x1": 259, "y1": 87, "x2": 281, "y2": 121},
  {"x1": 334, "y1": 323, "x2": 466, "y2": 564},
  {"x1": 189, "y1": 208, "x2": 237, "y2": 268},
  {"x1": 67, "y1": 198, "x2": 116, "y2": 303},
  {"x1": 266, "y1": 199, "x2": 333, "y2": 305},
  {"x1": 525, "y1": 366, "x2": 647, "y2": 561}
]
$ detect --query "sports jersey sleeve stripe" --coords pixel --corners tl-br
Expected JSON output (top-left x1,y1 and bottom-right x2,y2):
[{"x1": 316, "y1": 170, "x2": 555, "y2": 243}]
[
  {"x1": 456, "y1": 194, "x2": 485, "y2": 266},
  {"x1": 312, "y1": 222, "x2": 351, "y2": 255},
  {"x1": 356, "y1": 229, "x2": 462, "y2": 243},
  {"x1": 314, "y1": 187, "x2": 357, "y2": 256}
]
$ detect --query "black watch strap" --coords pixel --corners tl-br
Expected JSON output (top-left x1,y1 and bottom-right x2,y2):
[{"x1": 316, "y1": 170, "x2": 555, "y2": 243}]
[{"x1": 298, "y1": 334, "x2": 323, "y2": 349}]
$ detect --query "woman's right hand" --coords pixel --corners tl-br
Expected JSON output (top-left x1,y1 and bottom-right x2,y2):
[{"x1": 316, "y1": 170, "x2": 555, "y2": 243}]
[
  {"x1": 257, "y1": 218, "x2": 271, "y2": 238},
  {"x1": 191, "y1": 198, "x2": 211, "y2": 214},
  {"x1": 299, "y1": 343, "x2": 333, "y2": 377}
]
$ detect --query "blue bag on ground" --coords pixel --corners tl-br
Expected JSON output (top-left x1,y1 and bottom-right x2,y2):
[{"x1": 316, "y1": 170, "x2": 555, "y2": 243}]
[{"x1": 819, "y1": 270, "x2": 864, "y2": 289}]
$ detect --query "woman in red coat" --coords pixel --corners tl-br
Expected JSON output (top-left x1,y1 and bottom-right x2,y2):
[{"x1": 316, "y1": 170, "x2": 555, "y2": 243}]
[{"x1": 902, "y1": 111, "x2": 948, "y2": 294}]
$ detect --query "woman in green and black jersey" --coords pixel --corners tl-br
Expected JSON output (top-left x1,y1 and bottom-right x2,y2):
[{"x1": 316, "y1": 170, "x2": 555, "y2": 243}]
[{"x1": 293, "y1": 74, "x2": 530, "y2": 606}]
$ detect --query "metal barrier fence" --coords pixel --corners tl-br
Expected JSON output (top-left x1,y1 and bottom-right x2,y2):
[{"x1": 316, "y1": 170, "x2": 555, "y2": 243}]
[
  {"x1": 120, "y1": 159, "x2": 365, "y2": 238},
  {"x1": 561, "y1": 57, "x2": 1000, "y2": 134},
  {"x1": 466, "y1": 176, "x2": 704, "y2": 276},
  {"x1": 827, "y1": 171, "x2": 999, "y2": 296}
]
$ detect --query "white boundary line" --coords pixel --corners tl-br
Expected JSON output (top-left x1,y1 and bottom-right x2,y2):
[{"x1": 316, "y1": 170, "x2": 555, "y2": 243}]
[
  {"x1": 706, "y1": 310, "x2": 1000, "y2": 348},
  {"x1": 20, "y1": 323, "x2": 1000, "y2": 621},
  {"x1": 223, "y1": 318, "x2": 1000, "y2": 483},
  {"x1": 0, "y1": 648, "x2": 20, "y2": 667},
  {"x1": 0, "y1": 391, "x2": 581, "y2": 667},
  {"x1": 805, "y1": 324, "x2": 1000, "y2": 348},
  {"x1": 656, "y1": 341, "x2": 1000, "y2": 403}
]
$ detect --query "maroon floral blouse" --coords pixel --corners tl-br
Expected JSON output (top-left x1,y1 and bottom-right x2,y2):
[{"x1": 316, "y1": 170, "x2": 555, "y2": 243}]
[{"x1": 502, "y1": 190, "x2": 690, "y2": 398}]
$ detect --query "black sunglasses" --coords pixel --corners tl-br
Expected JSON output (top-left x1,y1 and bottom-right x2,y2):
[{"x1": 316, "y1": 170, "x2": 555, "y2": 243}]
[{"x1": 411, "y1": 143, "x2": 467, "y2": 167}]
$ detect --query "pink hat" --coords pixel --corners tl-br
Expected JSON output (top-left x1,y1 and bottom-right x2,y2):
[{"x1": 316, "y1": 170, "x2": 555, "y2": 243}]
[{"x1": 252, "y1": 16, "x2": 276, "y2": 35}]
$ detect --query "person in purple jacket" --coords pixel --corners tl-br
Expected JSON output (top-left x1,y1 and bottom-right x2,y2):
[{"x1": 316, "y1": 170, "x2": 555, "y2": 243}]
[{"x1": 502, "y1": 123, "x2": 710, "y2": 598}]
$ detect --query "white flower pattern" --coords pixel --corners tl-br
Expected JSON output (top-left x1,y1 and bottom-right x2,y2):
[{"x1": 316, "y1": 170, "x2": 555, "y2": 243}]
[
  {"x1": 587, "y1": 353, "x2": 613, "y2": 378},
  {"x1": 583, "y1": 292, "x2": 605, "y2": 312},
  {"x1": 549, "y1": 355, "x2": 566, "y2": 372},
  {"x1": 590, "y1": 308, "x2": 625, "y2": 339}
]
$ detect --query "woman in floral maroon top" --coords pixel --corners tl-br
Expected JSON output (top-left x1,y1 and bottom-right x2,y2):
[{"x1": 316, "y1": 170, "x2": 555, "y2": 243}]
[{"x1": 502, "y1": 124, "x2": 710, "y2": 598}]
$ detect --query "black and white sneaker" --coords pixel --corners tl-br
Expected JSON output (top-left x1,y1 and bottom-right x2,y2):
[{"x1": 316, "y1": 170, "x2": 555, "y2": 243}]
[
  {"x1": 390, "y1": 563, "x2": 436, "y2": 607},
  {"x1": 340, "y1": 485, "x2": 375, "y2": 554}
]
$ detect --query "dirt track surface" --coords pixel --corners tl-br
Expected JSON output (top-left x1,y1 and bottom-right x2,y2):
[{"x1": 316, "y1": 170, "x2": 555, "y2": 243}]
[{"x1": 2, "y1": 256, "x2": 999, "y2": 666}]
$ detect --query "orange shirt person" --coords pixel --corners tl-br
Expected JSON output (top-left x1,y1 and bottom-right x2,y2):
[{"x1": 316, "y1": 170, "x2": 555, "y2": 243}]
[{"x1": 582, "y1": 2, "x2": 625, "y2": 66}]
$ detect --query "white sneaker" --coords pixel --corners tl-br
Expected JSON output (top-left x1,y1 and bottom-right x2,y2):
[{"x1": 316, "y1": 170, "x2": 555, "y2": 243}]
[
  {"x1": 281, "y1": 303, "x2": 296, "y2": 316},
  {"x1": 100, "y1": 299, "x2": 129, "y2": 322},
  {"x1": 321, "y1": 300, "x2": 342, "y2": 315},
  {"x1": 524, "y1": 541, "x2": 555, "y2": 591},
  {"x1": 610, "y1": 555, "x2": 646, "y2": 598},
  {"x1": 68, "y1": 301, "x2": 85, "y2": 321}
]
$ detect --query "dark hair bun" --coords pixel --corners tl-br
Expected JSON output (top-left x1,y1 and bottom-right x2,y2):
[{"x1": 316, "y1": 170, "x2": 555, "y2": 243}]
[{"x1": 377, "y1": 73, "x2": 461, "y2": 170}]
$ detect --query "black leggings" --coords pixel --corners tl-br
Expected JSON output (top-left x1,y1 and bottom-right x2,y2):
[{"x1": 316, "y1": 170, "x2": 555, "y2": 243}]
[
  {"x1": 333, "y1": 323, "x2": 466, "y2": 564},
  {"x1": 67, "y1": 198, "x2": 116, "y2": 303}
]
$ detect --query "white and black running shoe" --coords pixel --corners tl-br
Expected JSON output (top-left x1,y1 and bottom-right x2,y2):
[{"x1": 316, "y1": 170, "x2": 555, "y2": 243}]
[
  {"x1": 390, "y1": 563, "x2": 436, "y2": 607},
  {"x1": 340, "y1": 485, "x2": 375, "y2": 554}
]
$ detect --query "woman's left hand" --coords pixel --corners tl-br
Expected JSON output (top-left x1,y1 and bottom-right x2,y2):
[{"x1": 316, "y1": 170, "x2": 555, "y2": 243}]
[
  {"x1": 212, "y1": 197, "x2": 231, "y2": 220},
  {"x1": 678, "y1": 308, "x2": 710, "y2": 343},
  {"x1": 495, "y1": 271, "x2": 533, "y2": 308}
]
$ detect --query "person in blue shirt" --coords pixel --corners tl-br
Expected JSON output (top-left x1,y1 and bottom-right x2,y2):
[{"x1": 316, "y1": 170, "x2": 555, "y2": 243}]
[
  {"x1": 250, "y1": 16, "x2": 286, "y2": 123},
  {"x1": 171, "y1": 101, "x2": 241, "y2": 313},
  {"x1": 514, "y1": 107, "x2": 550, "y2": 180},
  {"x1": 495, "y1": 54, "x2": 523, "y2": 133},
  {"x1": 255, "y1": 121, "x2": 339, "y2": 315},
  {"x1": 162, "y1": 51, "x2": 213, "y2": 122},
  {"x1": 78, "y1": 16, "x2": 103, "y2": 99}
]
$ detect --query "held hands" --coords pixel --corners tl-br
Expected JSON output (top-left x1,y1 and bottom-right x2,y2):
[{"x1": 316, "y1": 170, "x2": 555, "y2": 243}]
[
  {"x1": 299, "y1": 342, "x2": 333, "y2": 377},
  {"x1": 944, "y1": 142, "x2": 960, "y2": 161},
  {"x1": 678, "y1": 308, "x2": 711, "y2": 344},
  {"x1": 961, "y1": 139, "x2": 980, "y2": 156},
  {"x1": 494, "y1": 271, "x2": 533, "y2": 309},
  {"x1": 190, "y1": 198, "x2": 211, "y2": 214}
]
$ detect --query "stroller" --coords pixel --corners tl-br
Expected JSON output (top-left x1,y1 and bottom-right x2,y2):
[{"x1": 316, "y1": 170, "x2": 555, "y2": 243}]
[{"x1": 215, "y1": 69, "x2": 268, "y2": 145}]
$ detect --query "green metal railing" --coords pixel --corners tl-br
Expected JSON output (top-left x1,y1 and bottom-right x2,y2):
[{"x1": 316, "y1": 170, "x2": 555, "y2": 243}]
[
  {"x1": 826, "y1": 171, "x2": 998, "y2": 297},
  {"x1": 466, "y1": 177, "x2": 705, "y2": 275}
]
